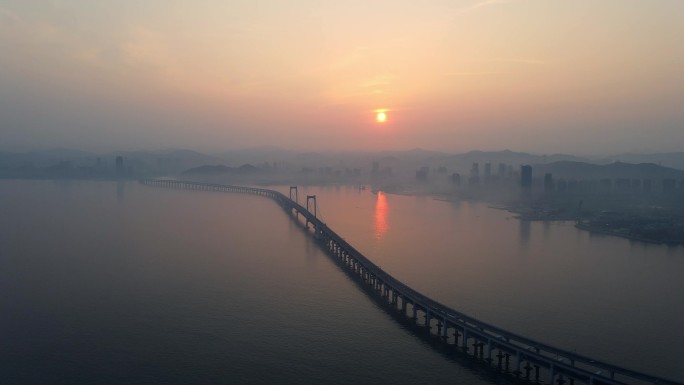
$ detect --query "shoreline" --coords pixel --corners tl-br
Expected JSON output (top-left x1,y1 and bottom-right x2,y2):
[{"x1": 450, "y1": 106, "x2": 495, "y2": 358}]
[
  {"x1": 382, "y1": 187, "x2": 684, "y2": 247},
  {"x1": 574, "y1": 222, "x2": 684, "y2": 246}
]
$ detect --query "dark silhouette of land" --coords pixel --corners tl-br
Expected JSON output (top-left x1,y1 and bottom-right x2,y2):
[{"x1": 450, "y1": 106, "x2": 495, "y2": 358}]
[{"x1": 4, "y1": 147, "x2": 684, "y2": 244}]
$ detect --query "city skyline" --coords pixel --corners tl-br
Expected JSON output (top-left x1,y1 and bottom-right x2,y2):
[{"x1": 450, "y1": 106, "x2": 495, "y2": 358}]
[{"x1": 1, "y1": 1, "x2": 683, "y2": 154}]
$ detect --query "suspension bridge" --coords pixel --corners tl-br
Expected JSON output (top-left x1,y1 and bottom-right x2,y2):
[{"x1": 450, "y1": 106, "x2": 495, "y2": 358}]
[{"x1": 140, "y1": 179, "x2": 682, "y2": 385}]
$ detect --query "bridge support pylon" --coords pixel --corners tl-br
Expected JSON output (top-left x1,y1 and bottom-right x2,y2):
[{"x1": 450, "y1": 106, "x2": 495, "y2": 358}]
[
  {"x1": 289, "y1": 186, "x2": 298, "y2": 203},
  {"x1": 289, "y1": 186, "x2": 299, "y2": 216},
  {"x1": 306, "y1": 195, "x2": 317, "y2": 217},
  {"x1": 138, "y1": 179, "x2": 680, "y2": 385},
  {"x1": 306, "y1": 195, "x2": 317, "y2": 228}
]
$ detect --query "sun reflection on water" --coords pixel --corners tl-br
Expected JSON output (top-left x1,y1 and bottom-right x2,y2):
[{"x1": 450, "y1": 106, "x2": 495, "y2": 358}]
[{"x1": 374, "y1": 191, "x2": 389, "y2": 239}]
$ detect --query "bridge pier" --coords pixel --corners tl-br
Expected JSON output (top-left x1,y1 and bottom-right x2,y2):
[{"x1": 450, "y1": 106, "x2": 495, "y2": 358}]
[
  {"x1": 462, "y1": 329, "x2": 469, "y2": 352},
  {"x1": 305, "y1": 195, "x2": 317, "y2": 228},
  {"x1": 486, "y1": 339, "x2": 492, "y2": 363},
  {"x1": 138, "y1": 179, "x2": 683, "y2": 385},
  {"x1": 289, "y1": 186, "x2": 298, "y2": 204},
  {"x1": 475, "y1": 342, "x2": 484, "y2": 360},
  {"x1": 523, "y1": 361, "x2": 532, "y2": 381}
]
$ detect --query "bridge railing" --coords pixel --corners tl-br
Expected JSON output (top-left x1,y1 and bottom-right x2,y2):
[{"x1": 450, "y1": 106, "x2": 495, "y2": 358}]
[
  {"x1": 313, "y1": 211, "x2": 679, "y2": 385},
  {"x1": 140, "y1": 179, "x2": 682, "y2": 385}
]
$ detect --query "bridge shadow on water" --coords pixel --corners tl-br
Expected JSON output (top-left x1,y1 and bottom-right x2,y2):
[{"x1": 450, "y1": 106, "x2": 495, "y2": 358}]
[
  {"x1": 139, "y1": 181, "x2": 682, "y2": 385},
  {"x1": 284, "y1": 209, "x2": 517, "y2": 385}
]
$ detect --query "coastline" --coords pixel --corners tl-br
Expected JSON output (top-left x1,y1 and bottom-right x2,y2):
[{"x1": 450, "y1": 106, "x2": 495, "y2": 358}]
[
  {"x1": 574, "y1": 222, "x2": 684, "y2": 246},
  {"x1": 381, "y1": 186, "x2": 684, "y2": 247}
]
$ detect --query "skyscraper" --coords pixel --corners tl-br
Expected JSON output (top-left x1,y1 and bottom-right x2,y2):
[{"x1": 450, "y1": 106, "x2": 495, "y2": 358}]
[
  {"x1": 521, "y1": 165, "x2": 532, "y2": 190},
  {"x1": 115, "y1": 156, "x2": 124, "y2": 177}
]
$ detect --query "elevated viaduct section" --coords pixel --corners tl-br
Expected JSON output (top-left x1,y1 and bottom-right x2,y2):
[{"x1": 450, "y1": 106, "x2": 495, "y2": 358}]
[{"x1": 141, "y1": 179, "x2": 682, "y2": 385}]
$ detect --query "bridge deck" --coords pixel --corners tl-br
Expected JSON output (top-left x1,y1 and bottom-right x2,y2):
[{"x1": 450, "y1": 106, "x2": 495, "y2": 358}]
[{"x1": 141, "y1": 179, "x2": 682, "y2": 385}]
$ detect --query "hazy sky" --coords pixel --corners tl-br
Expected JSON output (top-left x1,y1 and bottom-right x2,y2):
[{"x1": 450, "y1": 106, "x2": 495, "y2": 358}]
[{"x1": 1, "y1": 1, "x2": 683, "y2": 154}]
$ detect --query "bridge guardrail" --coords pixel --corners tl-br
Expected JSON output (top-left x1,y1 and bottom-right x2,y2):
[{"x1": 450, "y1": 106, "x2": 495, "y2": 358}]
[{"x1": 140, "y1": 179, "x2": 682, "y2": 385}]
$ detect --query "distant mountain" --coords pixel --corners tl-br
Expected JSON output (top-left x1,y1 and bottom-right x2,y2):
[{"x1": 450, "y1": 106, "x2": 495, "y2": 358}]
[
  {"x1": 236, "y1": 164, "x2": 260, "y2": 173},
  {"x1": 216, "y1": 147, "x2": 299, "y2": 166},
  {"x1": 29, "y1": 148, "x2": 96, "y2": 159},
  {"x1": 182, "y1": 164, "x2": 262, "y2": 176},
  {"x1": 181, "y1": 165, "x2": 232, "y2": 175},
  {"x1": 5, "y1": 147, "x2": 684, "y2": 179},
  {"x1": 0, "y1": 148, "x2": 96, "y2": 166},
  {"x1": 533, "y1": 161, "x2": 684, "y2": 180},
  {"x1": 107, "y1": 149, "x2": 220, "y2": 165},
  {"x1": 447, "y1": 150, "x2": 591, "y2": 166},
  {"x1": 157, "y1": 149, "x2": 221, "y2": 164},
  {"x1": 602, "y1": 152, "x2": 684, "y2": 171},
  {"x1": 214, "y1": 147, "x2": 450, "y2": 169}
]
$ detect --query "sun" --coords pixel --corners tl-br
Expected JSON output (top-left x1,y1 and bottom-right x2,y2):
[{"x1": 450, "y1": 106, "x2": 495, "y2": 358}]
[{"x1": 375, "y1": 111, "x2": 387, "y2": 123}]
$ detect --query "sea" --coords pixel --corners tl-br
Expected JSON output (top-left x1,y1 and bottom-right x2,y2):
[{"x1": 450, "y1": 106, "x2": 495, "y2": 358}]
[{"x1": 1, "y1": 180, "x2": 682, "y2": 384}]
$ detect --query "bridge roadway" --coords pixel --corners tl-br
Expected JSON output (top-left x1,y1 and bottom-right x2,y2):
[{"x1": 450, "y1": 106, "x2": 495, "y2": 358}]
[{"x1": 141, "y1": 179, "x2": 682, "y2": 385}]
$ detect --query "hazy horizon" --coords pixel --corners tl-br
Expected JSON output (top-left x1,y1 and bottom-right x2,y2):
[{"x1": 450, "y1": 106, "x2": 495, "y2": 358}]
[
  {"x1": 6, "y1": 144, "x2": 684, "y2": 159},
  {"x1": 3, "y1": 3, "x2": 684, "y2": 384},
  {"x1": 1, "y1": 1, "x2": 683, "y2": 154}
]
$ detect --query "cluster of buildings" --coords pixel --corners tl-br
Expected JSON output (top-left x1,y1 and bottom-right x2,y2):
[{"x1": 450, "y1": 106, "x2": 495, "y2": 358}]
[
  {"x1": 540, "y1": 174, "x2": 684, "y2": 195},
  {"x1": 414, "y1": 161, "x2": 684, "y2": 197},
  {"x1": 0, "y1": 155, "x2": 137, "y2": 179},
  {"x1": 415, "y1": 161, "x2": 524, "y2": 186}
]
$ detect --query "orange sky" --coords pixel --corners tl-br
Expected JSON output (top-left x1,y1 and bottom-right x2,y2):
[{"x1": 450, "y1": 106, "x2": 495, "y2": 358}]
[{"x1": 1, "y1": 1, "x2": 683, "y2": 154}]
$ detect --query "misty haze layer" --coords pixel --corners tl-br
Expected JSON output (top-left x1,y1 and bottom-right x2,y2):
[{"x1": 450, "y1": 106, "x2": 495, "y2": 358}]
[{"x1": 1, "y1": 1, "x2": 683, "y2": 154}]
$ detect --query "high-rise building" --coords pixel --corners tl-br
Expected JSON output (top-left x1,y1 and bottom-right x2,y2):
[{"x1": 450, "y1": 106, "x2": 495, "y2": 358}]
[
  {"x1": 498, "y1": 163, "x2": 506, "y2": 178},
  {"x1": 544, "y1": 173, "x2": 554, "y2": 192},
  {"x1": 416, "y1": 166, "x2": 429, "y2": 181},
  {"x1": 520, "y1": 165, "x2": 532, "y2": 190},
  {"x1": 643, "y1": 179, "x2": 652, "y2": 193},
  {"x1": 615, "y1": 178, "x2": 631, "y2": 193},
  {"x1": 469, "y1": 162, "x2": 480, "y2": 184},
  {"x1": 115, "y1": 156, "x2": 124, "y2": 177},
  {"x1": 599, "y1": 178, "x2": 612, "y2": 193}
]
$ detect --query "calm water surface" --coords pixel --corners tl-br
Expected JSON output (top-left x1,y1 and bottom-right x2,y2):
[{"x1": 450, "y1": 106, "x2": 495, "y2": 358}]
[
  {"x1": 291, "y1": 184, "x2": 684, "y2": 382},
  {"x1": 1, "y1": 180, "x2": 503, "y2": 385},
  {"x1": 1, "y1": 180, "x2": 682, "y2": 384}
]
